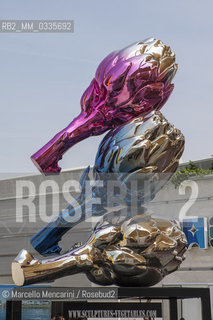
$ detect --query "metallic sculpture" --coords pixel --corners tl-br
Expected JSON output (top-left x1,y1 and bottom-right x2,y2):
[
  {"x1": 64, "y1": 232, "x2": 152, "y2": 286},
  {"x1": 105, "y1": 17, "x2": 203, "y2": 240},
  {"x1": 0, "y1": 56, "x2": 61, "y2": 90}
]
[
  {"x1": 12, "y1": 214, "x2": 187, "y2": 287},
  {"x1": 12, "y1": 38, "x2": 188, "y2": 287},
  {"x1": 30, "y1": 111, "x2": 185, "y2": 256},
  {"x1": 31, "y1": 38, "x2": 177, "y2": 174}
]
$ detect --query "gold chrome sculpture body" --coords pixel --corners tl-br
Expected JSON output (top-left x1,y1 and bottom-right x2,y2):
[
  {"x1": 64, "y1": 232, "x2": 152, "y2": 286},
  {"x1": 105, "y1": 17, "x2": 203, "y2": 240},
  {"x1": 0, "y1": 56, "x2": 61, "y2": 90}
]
[{"x1": 12, "y1": 214, "x2": 187, "y2": 287}]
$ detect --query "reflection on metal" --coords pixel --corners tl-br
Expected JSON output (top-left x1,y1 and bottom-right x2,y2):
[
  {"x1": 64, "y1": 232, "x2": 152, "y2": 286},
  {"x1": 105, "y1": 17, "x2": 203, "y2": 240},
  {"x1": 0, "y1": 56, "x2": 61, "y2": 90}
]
[
  {"x1": 30, "y1": 111, "x2": 185, "y2": 256},
  {"x1": 12, "y1": 38, "x2": 188, "y2": 287},
  {"x1": 31, "y1": 38, "x2": 177, "y2": 174},
  {"x1": 12, "y1": 214, "x2": 187, "y2": 286}
]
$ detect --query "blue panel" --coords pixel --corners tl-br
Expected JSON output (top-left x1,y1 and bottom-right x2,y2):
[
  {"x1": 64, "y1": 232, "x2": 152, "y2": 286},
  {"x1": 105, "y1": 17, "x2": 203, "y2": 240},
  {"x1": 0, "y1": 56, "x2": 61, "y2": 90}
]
[{"x1": 182, "y1": 218, "x2": 207, "y2": 249}]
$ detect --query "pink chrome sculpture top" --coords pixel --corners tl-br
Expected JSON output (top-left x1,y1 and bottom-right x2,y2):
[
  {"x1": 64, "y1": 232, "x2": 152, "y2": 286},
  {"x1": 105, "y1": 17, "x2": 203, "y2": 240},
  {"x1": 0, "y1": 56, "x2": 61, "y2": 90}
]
[{"x1": 31, "y1": 38, "x2": 178, "y2": 174}]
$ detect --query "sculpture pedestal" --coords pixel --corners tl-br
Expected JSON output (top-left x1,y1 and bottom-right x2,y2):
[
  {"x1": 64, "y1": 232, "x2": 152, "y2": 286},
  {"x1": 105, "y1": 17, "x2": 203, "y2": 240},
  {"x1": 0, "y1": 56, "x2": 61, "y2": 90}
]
[
  {"x1": 6, "y1": 286, "x2": 212, "y2": 320},
  {"x1": 117, "y1": 286, "x2": 211, "y2": 320},
  {"x1": 51, "y1": 286, "x2": 212, "y2": 320}
]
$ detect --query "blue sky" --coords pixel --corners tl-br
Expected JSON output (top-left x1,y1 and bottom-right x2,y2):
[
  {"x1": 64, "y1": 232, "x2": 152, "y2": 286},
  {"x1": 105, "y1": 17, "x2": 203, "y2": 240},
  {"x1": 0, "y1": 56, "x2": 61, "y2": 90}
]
[{"x1": 0, "y1": 0, "x2": 213, "y2": 173}]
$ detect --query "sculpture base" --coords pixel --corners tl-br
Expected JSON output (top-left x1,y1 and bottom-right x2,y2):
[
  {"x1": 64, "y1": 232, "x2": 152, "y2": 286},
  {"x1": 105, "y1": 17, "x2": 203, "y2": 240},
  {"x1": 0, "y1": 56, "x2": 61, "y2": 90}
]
[{"x1": 5, "y1": 286, "x2": 212, "y2": 320}]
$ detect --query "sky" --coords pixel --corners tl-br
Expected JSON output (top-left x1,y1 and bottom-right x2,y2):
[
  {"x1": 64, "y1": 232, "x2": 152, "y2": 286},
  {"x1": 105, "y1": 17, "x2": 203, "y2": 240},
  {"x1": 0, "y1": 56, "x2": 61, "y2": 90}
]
[{"x1": 0, "y1": 0, "x2": 213, "y2": 174}]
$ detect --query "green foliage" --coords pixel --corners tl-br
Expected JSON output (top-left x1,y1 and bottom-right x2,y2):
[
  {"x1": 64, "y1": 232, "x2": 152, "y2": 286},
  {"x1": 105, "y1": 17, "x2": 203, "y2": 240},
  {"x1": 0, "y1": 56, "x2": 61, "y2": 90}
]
[{"x1": 171, "y1": 160, "x2": 213, "y2": 188}]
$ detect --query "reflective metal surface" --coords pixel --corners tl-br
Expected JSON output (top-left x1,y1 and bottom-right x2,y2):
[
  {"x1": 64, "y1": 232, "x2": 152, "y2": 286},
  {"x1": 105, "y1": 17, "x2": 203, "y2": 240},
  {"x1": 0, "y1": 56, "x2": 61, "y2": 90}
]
[
  {"x1": 12, "y1": 214, "x2": 187, "y2": 287},
  {"x1": 12, "y1": 39, "x2": 187, "y2": 287},
  {"x1": 31, "y1": 38, "x2": 177, "y2": 174},
  {"x1": 30, "y1": 111, "x2": 185, "y2": 256}
]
